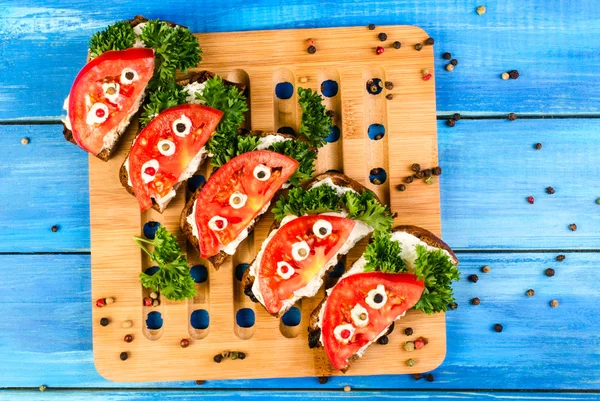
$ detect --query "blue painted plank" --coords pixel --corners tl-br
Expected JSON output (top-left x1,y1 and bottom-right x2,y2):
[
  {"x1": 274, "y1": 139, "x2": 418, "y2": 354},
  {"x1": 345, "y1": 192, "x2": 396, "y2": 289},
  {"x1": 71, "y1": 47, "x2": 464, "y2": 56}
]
[
  {"x1": 3, "y1": 119, "x2": 600, "y2": 252},
  {"x1": 2, "y1": 391, "x2": 600, "y2": 401},
  {"x1": 1, "y1": 0, "x2": 600, "y2": 119},
  {"x1": 1, "y1": 253, "x2": 598, "y2": 389}
]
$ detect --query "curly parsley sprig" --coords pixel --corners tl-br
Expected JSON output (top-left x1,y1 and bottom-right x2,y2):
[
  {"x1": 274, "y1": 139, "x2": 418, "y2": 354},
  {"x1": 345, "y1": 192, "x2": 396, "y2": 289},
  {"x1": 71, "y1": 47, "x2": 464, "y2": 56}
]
[
  {"x1": 89, "y1": 21, "x2": 135, "y2": 58},
  {"x1": 297, "y1": 87, "x2": 332, "y2": 148},
  {"x1": 139, "y1": 82, "x2": 188, "y2": 127},
  {"x1": 134, "y1": 226, "x2": 197, "y2": 301}
]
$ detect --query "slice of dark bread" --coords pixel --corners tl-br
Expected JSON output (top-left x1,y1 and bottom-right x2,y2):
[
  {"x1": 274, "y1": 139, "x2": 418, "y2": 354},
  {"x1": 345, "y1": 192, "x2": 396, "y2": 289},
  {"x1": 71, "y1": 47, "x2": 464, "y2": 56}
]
[
  {"x1": 306, "y1": 224, "x2": 458, "y2": 373},
  {"x1": 241, "y1": 171, "x2": 377, "y2": 317}
]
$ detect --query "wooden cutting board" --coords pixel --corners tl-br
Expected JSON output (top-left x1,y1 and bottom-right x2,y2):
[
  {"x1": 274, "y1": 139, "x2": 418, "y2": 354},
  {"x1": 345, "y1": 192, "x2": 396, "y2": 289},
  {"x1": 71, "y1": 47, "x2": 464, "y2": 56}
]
[{"x1": 90, "y1": 25, "x2": 444, "y2": 382}]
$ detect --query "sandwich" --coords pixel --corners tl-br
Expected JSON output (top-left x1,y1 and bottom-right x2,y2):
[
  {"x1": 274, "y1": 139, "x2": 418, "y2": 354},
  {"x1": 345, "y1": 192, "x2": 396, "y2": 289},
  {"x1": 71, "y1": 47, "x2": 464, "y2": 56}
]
[
  {"x1": 308, "y1": 225, "x2": 460, "y2": 372},
  {"x1": 241, "y1": 172, "x2": 394, "y2": 317},
  {"x1": 62, "y1": 16, "x2": 202, "y2": 160}
]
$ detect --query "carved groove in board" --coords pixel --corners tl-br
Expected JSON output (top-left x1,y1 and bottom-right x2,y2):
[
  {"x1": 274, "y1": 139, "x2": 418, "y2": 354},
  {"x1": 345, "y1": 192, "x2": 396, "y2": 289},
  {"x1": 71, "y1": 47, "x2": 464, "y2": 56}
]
[
  {"x1": 140, "y1": 210, "x2": 165, "y2": 341},
  {"x1": 279, "y1": 300, "x2": 303, "y2": 338},
  {"x1": 232, "y1": 236, "x2": 257, "y2": 340},
  {"x1": 273, "y1": 69, "x2": 297, "y2": 135},
  {"x1": 227, "y1": 69, "x2": 251, "y2": 130},
  {"x1": 316, "y1": 69, "x2": 343, "y2": 174},
  {"x1": 363, "y1": 65, "x2": 390, "y2": 204}
]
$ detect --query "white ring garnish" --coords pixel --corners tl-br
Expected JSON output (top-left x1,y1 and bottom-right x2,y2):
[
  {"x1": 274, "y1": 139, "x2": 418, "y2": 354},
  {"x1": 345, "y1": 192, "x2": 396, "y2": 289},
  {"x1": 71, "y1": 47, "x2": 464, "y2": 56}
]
[
  {"x1": 157, "y1": 139, "x2": 176, "y2": 156},
  {"x1": 86, "y1": 103, "x2": 109, "y2": 125},
  {"x1": 365, "y1": 284, "x2": 388, "y2": 310},
  {"x1": 208, "y1": 216, "x2": 228, "y2": 231},
  {"x1": 141, "y1": 159, "x2": 159, "y2": 184},
  {"x1": 172, "y1": 115, "x2": 192, "y2": 137},
  {"x1": 313, "y1": 219, "x2": 333, "y2": 239},
  {"x1": 333, "y1": 323, "x2": 355, "y2": 344},
  {"x1": 120, "y1": 68, "x2": 139, "y2": 85},
  {"x1": 102, "y1": 82, "x2": 120, "y2": 104},
  {"x1": 291, "y1": 241, "x2": 310, "y2": 261},
  {"x1": 253, "y1": 164, "x2": 271, "y2": 181},
  {"x1": 350, "y1": 304, "x2": 369, "y2": 328},
  {"x1": 229, "y1": 191, "x2": 248, "y2": 209},
  {"x1": 276, "y1": 261, "x2": 295, "y2": 279}
]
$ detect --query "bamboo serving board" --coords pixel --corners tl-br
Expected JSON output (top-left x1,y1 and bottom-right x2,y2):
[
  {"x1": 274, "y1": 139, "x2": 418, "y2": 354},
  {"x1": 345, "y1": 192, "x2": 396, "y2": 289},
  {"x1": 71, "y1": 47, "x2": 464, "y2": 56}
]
[{"x1": 90, "y1": 25, "x2": 444, "y2": 382}]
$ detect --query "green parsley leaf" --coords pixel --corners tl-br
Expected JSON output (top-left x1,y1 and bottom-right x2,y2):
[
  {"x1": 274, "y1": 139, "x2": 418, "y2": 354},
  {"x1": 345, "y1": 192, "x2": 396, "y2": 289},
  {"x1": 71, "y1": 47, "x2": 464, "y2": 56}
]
[
  {"x1": 343, "y1": 191, "x2": 394, "y2": 233},
  {"x1": 363, "y1": 231, "x2": 405, "y2": 273},
  {"x1": 297, "y1": 87, "x2": 332, "y2": 148},
  {"x1": 134, "y1": 226, "x2": 197, "y2": 301},
  {"x1": 89, "y1": 21, "x2": 136, "y2": 58},
  {"x1": 267, "y1": 140, "x2": 316, "y2": 187},
  {"x1": 139, "y1": 82, "x2": 188, "y2": 127},
  {"x1": 272, "y1": 185, "x2": 341, "y2": 221}
]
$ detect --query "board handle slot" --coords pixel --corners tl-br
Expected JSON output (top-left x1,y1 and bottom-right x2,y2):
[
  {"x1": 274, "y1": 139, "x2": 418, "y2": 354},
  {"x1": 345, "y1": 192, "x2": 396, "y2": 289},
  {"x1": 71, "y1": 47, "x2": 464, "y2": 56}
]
[
  {"x1": 273, "y1": 68, "x2": 298, "y2": 135},
  {"x1": 232, "y1": 236, "x2": 257, "y2": 340},
  {"x1": 316, "y1": 69, "x2": 343, "y2": 174},
  {"x1": 279, "y1": 302, "x2": 303, "y2": 338},
  {"x1": 227, "y1": 69, "x2": 252, "y2": 130},
  {"x1": 362, "y1": 65, "x2": 391, "y2": 204}
]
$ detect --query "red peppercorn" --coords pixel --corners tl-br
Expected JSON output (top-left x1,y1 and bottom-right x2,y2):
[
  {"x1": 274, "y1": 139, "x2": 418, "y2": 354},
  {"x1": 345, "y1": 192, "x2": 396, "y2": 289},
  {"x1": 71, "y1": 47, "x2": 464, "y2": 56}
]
[
  {"x1": 414, "y1": 338, "x2": 426, "y2": 349},
  {"x1": 96, "y1": 298, "x2": 106, "y2": 308},
  {"x1": 422, "y1": 73, "x2": 432, "y2": 81},
  {"x1": 143, "y1": 297, "x2": 152, "y2": 306},
  {"x1": 376, "y1": 46, "x2": 385, "y2": 55},
  {"x1": 180, "y1": 338, "x2": 190, "y2": 348},
  {"x1": 527, "y1": 196, "x2": 534, "y2": 204},
  {"x1": 124, "y1": 334, "x2": 133, "y2": 343}
]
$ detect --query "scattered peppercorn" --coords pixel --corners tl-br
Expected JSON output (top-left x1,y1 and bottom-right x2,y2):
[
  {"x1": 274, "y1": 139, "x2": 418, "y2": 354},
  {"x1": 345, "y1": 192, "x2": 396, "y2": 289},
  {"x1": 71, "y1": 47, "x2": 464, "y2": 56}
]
[
  {"x1": 376, "y1": 46, "x2": 385, "y2": 55},
  {"x1": 471, "y1": 297, "x2": 481, "y2": 305},
  {"x1": 221, "y1": 351, "x2": 230, "y2": 358},
  {"x1": 405, "y1": 327, "x2": 414, "y2": 336},
  {"x1": 476, "y1": 5, "x2": 486, "y2": 15},
  {"x1": 378, "y1": 335, "x2": 389, "y2": 345},
  {"x1": 493, "y1": 324, "x2": 503, "y2": 333},
  {"x1": 414, "y1": 171, "x2": 425, "y2": 179},
  {"x1": 526, "y1": 289, "x2": 535, "y2": 297},
  {"x1": 550, "y1": 299, "x2": 559, "y2": 308},
  {"x1": 143, "y1": 297, "x2": 152, "y2": 307},
  {"x1": 596, "y1": 198, "x2": 600, "y2": 205},
  {"x1": 39, "y1": 385, "x2": 47, "y2": 392},
  {"x1": 369, "y1": 84, "x2": 379, "y2": 94},
  {"x1": 124, "y1": 334, "x2": 133, "y2": 343},
  {"x1": 509, "y1": 70, "x2": 520, "y2": 79},
  {"x1": 100, "y1": 317, "x2": 109, "y2": 327},
  {"x1": 230, "y1": 351, "x2": 239, "y2": 360},
  {"x1": 556, "y1": 254, "x2": 565, "y2": 262},
  {"x1": 326, "y1": 110, "x2": 335, "y2": 118},
  {"x1": 213, "y1": 354, "x2": 223, "y2": 363},
  {"x1": 545, "y1": 268, "x2": 555, "y2": 277},
  {"x1": 414, "y1": 337, "x2": 427, "y2": 349},
  {"x1": 569, "y1": 223, "x2": 577, "y2": 231},
  {"x1": 426, "y1": 374, "x2": 434, "y2": 382},
  {"x1": 448, "y1": 302, "x2": 458, "y2": 310},
  {"x1": 445, "y1": 64, "x2": 455, "y2": 72},
  {"x1": 121, "y1": 320, "x2": 133, "y2": 329},
  {"x1": 424, "y1": 176, "x2": 434, "y2": 185},
  {"x1": 546, "y1": 187, "x2": 556, "y2": 195},
  {"x1": 196, "y1": 380, "x2": 205, "y2": 385},
  {"x1": 432, "y1": 166, "x2": 442, "y2": 176},
  {"x1": 152, "y1": 299, "x2": 160, "y2": 307},
  {"x1": 180, "y1": 338, "x2": 190, "y2": 348},
  {"x1": 423, "y1": 169, "x2": 432, "y2": 178},
  {"x1": 501, "y1": 72, "x2": 510, "y2": 80},
  {"x1": 450, "y1": 59, "x2": 458, "y2": 66},
  {"x1": 386, "y1": 94, "x2": 393, "y2": 100},
  {"x1": 21, "y1": 137, "x2": 30, "y2": 145},
  {"x1": 415, "y1": 43, "x2": 423, "y2": 51},
  {"x1": 307, "y1": 46, "x2": 316, "y2": 54},
  {"x1": 406, "y1": 358, "x2": 416, "y2": 367},
  {"x1": 404, "y1": 341, "x2": 415, "y2": 352},
  {"x1": 51, "y1": 225, "x2": 59, "y2": 232},
  {"x1": 535, "y1": 143, "x2": 543, "y2": 150},
  {"x1": 481, "y1": 265, "x2": 491, "y2": 273},
  {"x1": 378, "y1": 32, "x2": 388, "y2": 41},
  {"x1": 469, "y1": 274, "x2": 479, "y2": 283},
  {"x1": 527, "y1": 196, "x2": 535, "y2": 204},
  {"x1": 442, "y1": 52, "x2": 452, "y2": 60},
  {"x1": 411, "y1": 163, "x2": 421, "y2": 173},
  {"x1": 120, "y1": 352, "x2": 128, "y2": 361},
  {"x1": 105, "y1": 297, "x2": 115, "y2": 305},
  {"x1": 422, "y1": 73, "x2": 432, "y2": 81},
  {"x1": 344, "y1": 385, "x2": 351, "y2": 392},
  {"x1": 305, "y1": 38, "x2": 314, "y2": 47},
  {"x1": 384, "y1": 81, "x2": 394, "y2": 90},
  {"x1": 413, "y1": 373, "x2": 423, "y2": 380},
  {"x1": 425, "y1": 37, "x2": 434, "y2": 45},
  {"x1": 368, "y1": 24, "x2": 376, "y2": 30},
  {"x1": 397, "y1": 184, "x2": 407, "y2": 191},
  {"x1": 453, "y1": 113, "x2": 462, "y2": 121},
  {"x1": 318, "y1": 376, "x2": 329, "y2": 384},
  {"x1": 239, "y1": 352, "x2": 246, "y2": 360},
  {"x1": 96, "y1": 298, "x2": 106, "y2": 308},
  {"x1": 508, "y1": 113, "x2": 517, "y2": 121},
  {"x1": 405, "y1": 176, "x2": 415, "y2": 184},
  {"x1": 446, "y1": 119, "x2": 456, "y2": 127}
]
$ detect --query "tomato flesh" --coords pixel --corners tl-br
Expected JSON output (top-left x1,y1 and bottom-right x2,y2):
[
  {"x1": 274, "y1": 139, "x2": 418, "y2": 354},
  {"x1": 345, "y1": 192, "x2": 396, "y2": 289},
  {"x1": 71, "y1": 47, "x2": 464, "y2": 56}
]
[
  {"x1": 321, "y1": 272, "x2": 424, "y2": 371},
  {"x1": 194, "y1": 150, "x2": 299, "y2": 258},
  {"x1": 128, "y1": 104, "x2": 223, "y2": 211},
  {"x1": 257, "y1": 215, "x2": 358, "y2": 314},
  {"x1": 68, "y1": 48, "x2": 155, "y2": 155}
]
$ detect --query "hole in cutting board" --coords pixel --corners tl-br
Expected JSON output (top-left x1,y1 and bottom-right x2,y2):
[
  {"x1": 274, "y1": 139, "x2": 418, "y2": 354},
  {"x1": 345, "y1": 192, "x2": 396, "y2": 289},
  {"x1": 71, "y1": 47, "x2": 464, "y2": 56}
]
[
  {"x1": 279, "y1": 301, "x2": 302, "y2": 338},
  {"x1": 316, "y1": 68, "x2": 343, "y2": 174},
  {"x1": 187, "y1": 175, "x2": 206, "y2": 193},
  {"x1": 320, "y1": 80, "x2": 339, "y2": 97},
  {"x1": 368, "y1": 123, "x2": 385, "y2": 140},
  {"x1": 143, "y1": 221, "x2": 160, "y2": 239},
  {"x1": 273, "y1": 69, "x2": 297, "y2": 136},
  {"x1": 190, "y1": 265, "x2": 208, "y2": 283},
  {"x1": 236, "y1": 308, "x2": 255, "y2": 328},
  {"x1": 146, "y1": 311, "x2": 163, "y2": 330},
  {"x1": 277, "y1": 126, "x2": 296, "y2": 136},
  {"x1": 366, "y1": 78, "x2": 383, "y2": 95},
  {"x1": 235, "y1": 263, "x2": 249, "y2": 281},
  {"x1": 369, "y1": 168, "x2": 387, "y2": 185},
  {"x1": 144, "y1": 266, "x2": 159, "y2": 276},
  {"x1": 281, "y1": 307, "x2": 301, "y2": 327},
  {"x1": 275, "y1": 82, "x2": 294, "y2": 99},
  {"x1": 325, "y1": 125, "x2": 340, "y2": 143},
  {"x1": 190, "y1": 309, "x2": 210, "y2": 330}
]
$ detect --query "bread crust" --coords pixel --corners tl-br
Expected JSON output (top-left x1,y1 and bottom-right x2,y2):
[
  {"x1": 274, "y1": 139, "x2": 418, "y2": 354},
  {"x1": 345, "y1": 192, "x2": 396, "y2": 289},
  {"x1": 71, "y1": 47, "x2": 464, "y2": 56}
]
[{"x1": 392, "y1": 225, "x2": 459, "y2": 265}]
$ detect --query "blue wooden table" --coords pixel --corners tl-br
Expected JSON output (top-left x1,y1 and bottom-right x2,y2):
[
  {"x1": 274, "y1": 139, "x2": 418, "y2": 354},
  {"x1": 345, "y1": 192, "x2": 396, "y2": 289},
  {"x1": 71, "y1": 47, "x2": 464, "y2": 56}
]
[{"x1": 2, "y1": 0, "x2": 600, "y2": 400}]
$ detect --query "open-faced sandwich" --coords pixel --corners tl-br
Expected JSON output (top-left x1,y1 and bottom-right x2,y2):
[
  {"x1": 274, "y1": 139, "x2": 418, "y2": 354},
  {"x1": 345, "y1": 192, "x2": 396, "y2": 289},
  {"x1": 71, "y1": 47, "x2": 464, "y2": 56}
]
[
  {"x1": 241, "y1": 172, "x2": 394, "y2": 317},
  {"x1": 62, "y1": 16, "x2": 202, "y2": 160},
  {"x1": 308, "y1": 225, "x2": 460, "y2": 372}
]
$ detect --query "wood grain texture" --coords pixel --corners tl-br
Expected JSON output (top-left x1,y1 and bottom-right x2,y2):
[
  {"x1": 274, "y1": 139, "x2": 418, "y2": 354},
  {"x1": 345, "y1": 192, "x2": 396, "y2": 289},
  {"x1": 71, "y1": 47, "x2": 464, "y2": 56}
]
[
  {"x1": 4, "y1": 118, "x2": 600, "y2": 253},
  {"x1": 88, "y1": 25, "x2": 444, "y2": 381},
  {"x1": 2, "y1": 0, "x2": 600, "y2": 120},
  {"x1": 1, "y1": 253, "x2": 599, "y2": 389}
]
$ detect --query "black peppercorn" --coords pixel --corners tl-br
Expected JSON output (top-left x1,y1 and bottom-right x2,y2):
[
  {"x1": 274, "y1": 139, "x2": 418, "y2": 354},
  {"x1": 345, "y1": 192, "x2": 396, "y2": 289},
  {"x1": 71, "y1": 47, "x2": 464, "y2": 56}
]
[
  {"x1": 378, "y1": 32, "x2": 387, "y2": 41},
  {"x1": 213, "y1": 354, "x2": 223, "y2": 363},
  {"x1": 448, "y1": 302, "x2": 458, "y2": 310},
  {"x1": 120, "y1": 352, "x2": 128, "y2": 361},
  {"x1": 238, "y1": 352, "x2": 246, "y2": 360},
  {"x1": 415, "y1": 43, "x2": 423, "y2": 51},
  {"x1": 526, "y1": 289, "x2": 535, "y2": 296},
  {"x1": 307, "y1": 46, "x2": 316, "y2": 54},
  {"x1": 51, "y1": 225, "x2": 59, "y2": 232},
  {"x1": 392, "y1": 41, "x2": 401, "y2": 49},
  {"x1": 386, "y1": 94, "x2": 393, "y2": 100},
  {"x1": 414, "y1": 171, "x2": 425, "y2": 179},
  {"x1": 450, "y1": 59, "x2": 458, "y2": 66},
  {"x1": 411, "y1": 163, "x2": 421, "y2": 173},
  {"x1": 556, "y1": 254, "x2": 565, "y2": 262},
  {"x1": 425, "y1": 37, "x2": 434, "y2": 45},
  {"x1": 545, "y1": 268, "x2": 555, "y2": 277},
  {"x1": 318, "y1": 376, "x2": 329, "y2": 384},
  {"x1": 405, "y1": 176, "x2": 414, "y2": 184},
  {"x1": 100, "y1": 317, "x2": 109, "y2": 327},
  {"x1": 569, "y1": 223, "x2": 577, "y2": 231},
  {"x1": 546, "y1": 187, "x2": 555, "y2": 195},
  {"x1": 442, "y1": 52, "x2": 452, "y2": 60},
  {"x1": 446, "y1": 119, "x2": 456, "y2": 127},
  {"x1": 493, "y1": 324, "x2": 503, "y2": 333},
  {"x1": 385, "y1": 81, "x2": 394, "y2": 90},
  {"x1": 509, "y1": 70, "x2": 519, "y2": 79},
  {"x1": 397, "y1": 184, "x2": 407, "y2": 191},
  {"x1": 426, "y1": 374, "x2": 434, "y2": 382},
  {"x1": 377, "y1": 335, "x2": 389, "y2": 345},
  {"x1": 326, "y1": 109, "x2": 335, "y2": 117},
  {"x1": 508, "y1": 113, "x2": 517, "y2": 121},
  {"x1": 469, "y1": 274, "x2": 479, "y2": 283},
  {"x1": 535, "y1": 143, "x2": 543, "y2": 150},
  {"x1": 471, "y1": 297, "x2": 481, "y2": 305},
  {"x1": 413, "y1": 373, "x2": 423, "y2": 380},
  {"x1": 432, "y1": 166, "x2": 442, "y2": 176},
  {"x1": 196, "y1": 380, "x2": 205, "y2": 385},
  {"x1": 404, "y1": 327, "x2": 414, "y2": 336},
  {"x1": 423, "y1": 169, "x2": 432, "y2": 178},
  {"x1": 453, "y1": 113, "x2": 461, "y2": 121},
  {"x1": 368, "y1": 24, "x2": 376, "y2": 30}
]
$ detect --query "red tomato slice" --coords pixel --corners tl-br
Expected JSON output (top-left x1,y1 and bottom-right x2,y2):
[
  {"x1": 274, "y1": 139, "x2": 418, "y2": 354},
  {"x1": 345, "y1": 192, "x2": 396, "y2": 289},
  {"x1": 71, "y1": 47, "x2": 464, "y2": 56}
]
[
  {"x1": 68, "y1": 48, "x2": 155, "y2": 155},
  {"x1": 321, "y1": 272, "x2": 424, "y2": 371},
  {"x1": 257, "y1": 215, "x2": 358, "y2": 314},
  {"x1": 128, "y1": 104, "x2": 223, "y2": 211},
  {"x1": 194, "y1": 150, "x2": 299, "y2": 258}
]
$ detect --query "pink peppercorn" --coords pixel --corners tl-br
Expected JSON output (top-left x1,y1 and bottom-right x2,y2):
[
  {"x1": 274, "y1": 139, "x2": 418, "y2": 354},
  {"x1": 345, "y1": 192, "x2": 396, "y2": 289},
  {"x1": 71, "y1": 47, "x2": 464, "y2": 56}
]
[
  {"x1": 422, "y1": 74, "x2": 432, "y2": 81},
  {"x1": 376, "y1": 46, "x2": 384, "y2": 55},
  {"x1": 527, "y1": 196, "x2": 534, "y2": 204}
]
